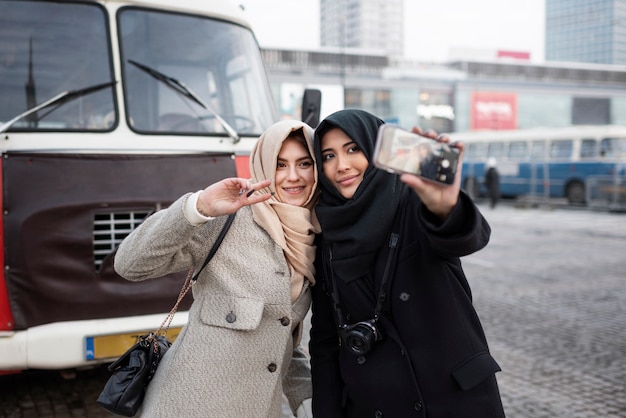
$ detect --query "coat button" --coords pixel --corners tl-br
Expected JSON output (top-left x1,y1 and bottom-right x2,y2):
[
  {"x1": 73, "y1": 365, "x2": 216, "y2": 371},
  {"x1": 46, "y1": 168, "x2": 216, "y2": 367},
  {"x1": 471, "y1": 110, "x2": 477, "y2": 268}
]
[
  {"x1": 225, "y1": 311, "x2": 236, "y2": 323},
  {"x1": 357, "y1": 356, "x2": 366, "y2": 365},
  {"x1": 267, "y1": 363, "x2": 277, "y2": 372},
  {"x1": 280, "y1": 317, "x2": 290, "y2": 326},
  {"x1": 414, "y1": 401, "x2": 423, "y2": 411},
  {"x1": 375, "y1": 411, "x2": 383, "y2": 418},
  {"x1": 399, "y1": 292, "x2": 410, "y2": 301}
]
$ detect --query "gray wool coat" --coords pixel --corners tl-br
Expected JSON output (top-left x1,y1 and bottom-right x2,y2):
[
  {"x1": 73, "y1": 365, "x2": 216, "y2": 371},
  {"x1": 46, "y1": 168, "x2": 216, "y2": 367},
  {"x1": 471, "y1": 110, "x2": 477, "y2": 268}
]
[{"x1": 114, "y1": 194, "x2": 313, "y2": 417}]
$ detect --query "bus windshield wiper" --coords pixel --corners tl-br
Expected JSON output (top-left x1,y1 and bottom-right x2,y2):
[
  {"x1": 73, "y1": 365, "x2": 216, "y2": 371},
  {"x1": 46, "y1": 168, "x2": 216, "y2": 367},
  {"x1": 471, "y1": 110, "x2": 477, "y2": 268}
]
[
  {"x1": 0, "y1": 81, "x2": 117, "y2": 133},
  {"x1": 128, "y1": 60, "x2": 240, "y2": 143}
]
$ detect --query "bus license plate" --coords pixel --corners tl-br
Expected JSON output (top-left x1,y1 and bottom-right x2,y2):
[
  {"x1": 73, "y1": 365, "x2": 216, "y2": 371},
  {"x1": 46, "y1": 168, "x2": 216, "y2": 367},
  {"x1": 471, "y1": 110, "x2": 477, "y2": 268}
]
[{"x1": 85, "y1": 327, "x2": 182, "y2": 360}]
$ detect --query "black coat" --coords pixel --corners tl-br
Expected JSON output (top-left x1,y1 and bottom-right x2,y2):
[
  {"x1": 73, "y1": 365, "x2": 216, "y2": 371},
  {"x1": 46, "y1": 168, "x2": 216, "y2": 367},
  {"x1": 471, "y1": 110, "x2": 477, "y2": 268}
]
[
  {"x1": 485, "y1": 167, "x2": 500, "y2": 197},
  {"x1": 310, "y1": 192, "x2": 505, "y2": 417}
]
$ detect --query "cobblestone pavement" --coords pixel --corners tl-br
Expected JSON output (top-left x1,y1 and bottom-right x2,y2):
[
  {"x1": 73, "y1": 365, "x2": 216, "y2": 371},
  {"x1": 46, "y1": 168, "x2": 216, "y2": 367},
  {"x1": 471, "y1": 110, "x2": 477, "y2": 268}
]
[
  {"x1": 0, "y1": 202, "x2": 624, "y2": 417},
  {"x1": 463, "y1": 203, "x2": 626, "y2": 418}
]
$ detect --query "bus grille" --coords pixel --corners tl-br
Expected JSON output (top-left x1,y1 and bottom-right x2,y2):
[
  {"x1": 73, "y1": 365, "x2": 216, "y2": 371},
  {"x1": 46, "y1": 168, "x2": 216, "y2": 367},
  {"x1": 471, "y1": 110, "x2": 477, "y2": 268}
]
[{"x1": 93, "y1": 210, "x2": 151, "y2": 269}]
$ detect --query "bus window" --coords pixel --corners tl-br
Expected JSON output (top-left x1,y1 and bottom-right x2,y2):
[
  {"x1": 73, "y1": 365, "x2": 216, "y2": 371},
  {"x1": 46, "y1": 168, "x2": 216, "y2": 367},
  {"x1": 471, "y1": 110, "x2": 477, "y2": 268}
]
[
  {"x1": 226, "y1": 52, "x2": 273, "y2": 133},
  {"x1": 531, "y1": 140, "x2": 547, "y2": 160},
  {"x1": 487, "y1": 142, "x2": 506, "y2": 159},
  {"x1": 0, "y1": 1, "x2": 115, "y2": 131},
  {"x1": 600, "y1": 137, "x2": 626, "y2": 158},
  {"x1": 508, "y1": 141, "x2": 528, "y2": 159},
  {"x1": 580, "y1": 139, "x2": 597, "y2": 158},
  {"x1": 466, "y1": 142, "x2": 488, "y2": 161},
  {"x1": 119, "y1": 7, "x2": 274, "y2": 136},
  {"x1": 549, "y1": 139, "x2": 573, "y2": 159}
]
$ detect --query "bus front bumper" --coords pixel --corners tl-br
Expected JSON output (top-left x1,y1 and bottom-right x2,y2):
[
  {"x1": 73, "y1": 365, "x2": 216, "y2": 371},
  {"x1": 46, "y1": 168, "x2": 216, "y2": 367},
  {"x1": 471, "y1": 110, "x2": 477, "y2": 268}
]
[{"x1": 0, "y1": 312, "x2": 188, "y2": 371}]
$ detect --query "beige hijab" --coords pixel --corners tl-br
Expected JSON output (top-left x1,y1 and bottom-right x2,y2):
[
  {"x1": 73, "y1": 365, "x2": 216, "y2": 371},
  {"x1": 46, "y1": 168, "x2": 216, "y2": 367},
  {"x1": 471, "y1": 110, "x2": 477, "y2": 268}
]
[{"x1": 249, "y1": 120, "x2": 321, "y2": 303}]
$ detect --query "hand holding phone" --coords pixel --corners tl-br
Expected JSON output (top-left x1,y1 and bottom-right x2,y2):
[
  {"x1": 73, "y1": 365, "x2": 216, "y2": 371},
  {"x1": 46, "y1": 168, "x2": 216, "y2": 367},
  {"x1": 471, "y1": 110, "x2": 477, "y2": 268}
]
[{"x1": 373, "y1": 124, "x2": 459, "y2": 185}]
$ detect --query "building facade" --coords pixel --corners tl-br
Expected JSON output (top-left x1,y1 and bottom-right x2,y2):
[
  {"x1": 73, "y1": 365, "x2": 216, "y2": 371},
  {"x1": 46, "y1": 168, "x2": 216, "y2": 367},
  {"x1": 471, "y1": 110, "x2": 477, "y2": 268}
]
[
  {"x1": 545, "y1": 0, "x2": 626, "y2": 65},
  {"x1": 261, "y1": 47, "x2": 626, "y2": 132},
  {"x1": 320, "y1": 0, "x2": 404, "y2": 58}
]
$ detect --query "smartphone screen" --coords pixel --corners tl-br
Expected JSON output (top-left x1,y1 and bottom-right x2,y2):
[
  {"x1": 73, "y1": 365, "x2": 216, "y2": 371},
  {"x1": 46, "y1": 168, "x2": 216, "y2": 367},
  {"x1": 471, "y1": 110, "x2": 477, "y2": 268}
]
[{"x1": 373, "y1": 124, "x2": 459, "y2": 185}]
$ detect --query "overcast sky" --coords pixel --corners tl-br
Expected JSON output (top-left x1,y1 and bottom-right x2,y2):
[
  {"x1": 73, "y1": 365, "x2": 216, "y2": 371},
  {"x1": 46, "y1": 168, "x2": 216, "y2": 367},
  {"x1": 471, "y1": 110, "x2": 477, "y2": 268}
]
[{"x1": 241, "y1": 0, "x2": 546, "y2": 63}]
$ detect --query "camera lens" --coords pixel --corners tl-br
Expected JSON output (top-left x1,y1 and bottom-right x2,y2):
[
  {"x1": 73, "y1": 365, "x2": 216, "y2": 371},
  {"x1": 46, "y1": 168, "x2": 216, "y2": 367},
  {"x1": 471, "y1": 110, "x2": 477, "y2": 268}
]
[
  {"x1": 343, "y1": 322, "x2": 378, "y2": 356},
  {"x1": 346, "y1": 335, "x2": 371, "y2": 355}
]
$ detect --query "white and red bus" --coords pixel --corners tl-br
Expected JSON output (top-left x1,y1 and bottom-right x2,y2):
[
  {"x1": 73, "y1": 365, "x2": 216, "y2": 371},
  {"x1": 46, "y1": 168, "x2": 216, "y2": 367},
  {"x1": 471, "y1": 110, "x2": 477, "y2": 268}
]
[{"x1": 0, "y1": 0, "x2": 318, "y2": 372}]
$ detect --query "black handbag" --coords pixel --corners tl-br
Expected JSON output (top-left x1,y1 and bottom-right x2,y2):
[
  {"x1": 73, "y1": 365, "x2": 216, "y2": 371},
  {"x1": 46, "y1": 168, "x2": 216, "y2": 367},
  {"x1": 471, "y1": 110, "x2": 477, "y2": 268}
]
[{"x1": 96, "y1": 213, "x2": 235, "y2": 416}]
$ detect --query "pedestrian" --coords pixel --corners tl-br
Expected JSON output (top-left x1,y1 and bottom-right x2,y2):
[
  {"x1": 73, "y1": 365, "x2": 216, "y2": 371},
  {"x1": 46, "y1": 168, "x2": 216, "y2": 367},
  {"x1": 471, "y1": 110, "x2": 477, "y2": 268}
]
[
  {"x1": 485, "y1": 157, "x2": 500, "y2": 209},
  {"x1": 114, "y1": 120, "x2": 319, "y2": 417},
  {"x1": 309, "y1": 109, "x2": 505, "y2": 417}
]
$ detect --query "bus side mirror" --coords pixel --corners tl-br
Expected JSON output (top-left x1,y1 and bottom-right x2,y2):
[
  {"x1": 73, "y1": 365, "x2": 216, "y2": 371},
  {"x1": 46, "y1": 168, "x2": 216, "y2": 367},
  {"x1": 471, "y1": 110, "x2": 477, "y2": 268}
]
[{"x1": 301, "y1": 89, "x2": 321, "y2": 128}]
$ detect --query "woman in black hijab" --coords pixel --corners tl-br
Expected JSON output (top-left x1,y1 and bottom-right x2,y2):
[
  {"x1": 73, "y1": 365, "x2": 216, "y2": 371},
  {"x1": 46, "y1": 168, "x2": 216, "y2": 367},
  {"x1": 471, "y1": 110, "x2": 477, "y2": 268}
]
[{"x1": 309, "y1": 109, "x2": 505, "y2": 417}]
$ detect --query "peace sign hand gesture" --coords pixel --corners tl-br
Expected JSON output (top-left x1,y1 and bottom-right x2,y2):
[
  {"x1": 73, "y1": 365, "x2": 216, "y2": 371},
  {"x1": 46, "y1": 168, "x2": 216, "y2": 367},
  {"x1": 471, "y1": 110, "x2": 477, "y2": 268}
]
[{"x1": 196, "y1": 178, "x2": 272, "y2": 218}]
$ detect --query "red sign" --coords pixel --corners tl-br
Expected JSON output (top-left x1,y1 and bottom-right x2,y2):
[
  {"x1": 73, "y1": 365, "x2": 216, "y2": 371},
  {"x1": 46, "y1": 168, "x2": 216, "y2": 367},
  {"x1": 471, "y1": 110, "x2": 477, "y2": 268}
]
[
  {"x1": 497, "y1": 50, "x2": 531, "y2": 60},
  {"x1": 470, "y1": 92, "x2": 518, "y2": 130}
]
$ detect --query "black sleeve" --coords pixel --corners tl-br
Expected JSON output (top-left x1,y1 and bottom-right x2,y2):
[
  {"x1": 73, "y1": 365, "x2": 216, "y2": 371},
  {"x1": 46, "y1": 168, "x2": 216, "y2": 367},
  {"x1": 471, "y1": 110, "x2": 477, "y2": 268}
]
[{"x1": 417, "y1": 191, "x2": 491, "y2": 258}]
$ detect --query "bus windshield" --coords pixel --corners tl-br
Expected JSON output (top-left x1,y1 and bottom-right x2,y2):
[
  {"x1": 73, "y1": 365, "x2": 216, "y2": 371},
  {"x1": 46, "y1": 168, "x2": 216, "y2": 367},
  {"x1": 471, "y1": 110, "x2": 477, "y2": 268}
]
[
  {"x1": 0, "y1": 1, "x2": 115, "y2": 131},
  {"x1": 119, "y1": 7, "x2": 275, "y2": 136}
]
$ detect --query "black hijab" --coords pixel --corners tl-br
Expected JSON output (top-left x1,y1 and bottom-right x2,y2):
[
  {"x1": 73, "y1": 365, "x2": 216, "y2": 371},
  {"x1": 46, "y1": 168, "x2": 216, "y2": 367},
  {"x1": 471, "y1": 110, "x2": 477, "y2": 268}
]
[{"x1": 314, "y1": 109, "x2": 408, "y2": 281}]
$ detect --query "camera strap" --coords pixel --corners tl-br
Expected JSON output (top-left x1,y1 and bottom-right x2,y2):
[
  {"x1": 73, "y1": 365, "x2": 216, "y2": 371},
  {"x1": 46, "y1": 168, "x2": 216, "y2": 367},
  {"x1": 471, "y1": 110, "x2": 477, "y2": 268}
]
[
  {"x1": 373, "y1": 233, "x2": 399, "y2": 321},
  {"x1": 323, "y1": 243, "x2": 346, "y2": 328},
  {"x1": 323, "y1": 232, "x2": 399, "y2": 328}
]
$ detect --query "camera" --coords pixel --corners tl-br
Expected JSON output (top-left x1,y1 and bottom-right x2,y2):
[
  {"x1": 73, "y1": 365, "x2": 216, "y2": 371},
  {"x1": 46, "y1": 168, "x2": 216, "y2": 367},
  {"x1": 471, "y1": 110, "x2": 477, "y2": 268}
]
[
  {"x1": 339, "y1": 319, "x2": 383, "y2": 356},
  {"x1": 373, "y1": 124, "x2": 460, "y2": 185}
]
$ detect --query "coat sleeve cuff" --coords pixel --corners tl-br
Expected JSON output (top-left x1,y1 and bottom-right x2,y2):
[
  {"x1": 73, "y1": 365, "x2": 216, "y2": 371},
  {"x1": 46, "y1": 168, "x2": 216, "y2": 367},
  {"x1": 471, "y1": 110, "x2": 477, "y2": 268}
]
[
  {"x1": 183, "y1": 191, "x2": 214, "y2": 225},
  {"x1": 419, "y1": 192, "x2": 465, "y2": 230}
]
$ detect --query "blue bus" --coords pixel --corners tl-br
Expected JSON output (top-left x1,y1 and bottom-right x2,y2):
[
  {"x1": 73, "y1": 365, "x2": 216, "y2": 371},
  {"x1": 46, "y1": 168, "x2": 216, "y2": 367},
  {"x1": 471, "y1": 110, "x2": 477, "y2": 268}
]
[{"x1": 450, "y1": 125, "x2": 626, "y2": 205}]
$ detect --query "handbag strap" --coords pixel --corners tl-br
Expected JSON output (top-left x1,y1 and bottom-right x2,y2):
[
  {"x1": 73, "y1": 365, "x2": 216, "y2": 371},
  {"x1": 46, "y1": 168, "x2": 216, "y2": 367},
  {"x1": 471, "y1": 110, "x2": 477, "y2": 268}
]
[
  {"x1": 191, "y1": 212, "x2": 236, "y2": 283},
  {"x1": 156, "y1": 212, "x2": 236, "y2": 336}
]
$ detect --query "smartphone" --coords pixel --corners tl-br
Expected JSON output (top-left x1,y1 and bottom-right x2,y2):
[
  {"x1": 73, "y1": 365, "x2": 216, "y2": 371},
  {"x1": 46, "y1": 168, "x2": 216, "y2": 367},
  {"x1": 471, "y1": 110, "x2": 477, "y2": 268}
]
[{"x1": 373, "y1": 124, "x2": 460, "y2": 185}]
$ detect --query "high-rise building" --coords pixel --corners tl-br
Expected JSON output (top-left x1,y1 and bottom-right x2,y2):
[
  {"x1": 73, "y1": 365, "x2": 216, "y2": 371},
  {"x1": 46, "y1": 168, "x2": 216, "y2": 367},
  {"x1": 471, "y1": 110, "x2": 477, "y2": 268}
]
[
  {"x1": 545, "y1": 0, "x2": 626, "y2": 64},
  {"x1": 320, "y1": 0, "x2": 404, "y2": 58}
]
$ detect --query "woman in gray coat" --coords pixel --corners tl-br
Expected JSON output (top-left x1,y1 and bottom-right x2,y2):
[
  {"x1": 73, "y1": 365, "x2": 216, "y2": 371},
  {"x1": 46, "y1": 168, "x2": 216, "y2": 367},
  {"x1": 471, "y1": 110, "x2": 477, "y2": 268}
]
[{"x1": 114, "y1": 120, "x2": 319, "y2": 417}]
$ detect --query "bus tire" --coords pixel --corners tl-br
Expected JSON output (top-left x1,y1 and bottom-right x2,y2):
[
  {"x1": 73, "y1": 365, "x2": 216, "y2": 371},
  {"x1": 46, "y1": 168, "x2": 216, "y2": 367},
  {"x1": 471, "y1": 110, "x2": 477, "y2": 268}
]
[{"x1": 565, "y1": 180, "x2": 585, "y2": 205}]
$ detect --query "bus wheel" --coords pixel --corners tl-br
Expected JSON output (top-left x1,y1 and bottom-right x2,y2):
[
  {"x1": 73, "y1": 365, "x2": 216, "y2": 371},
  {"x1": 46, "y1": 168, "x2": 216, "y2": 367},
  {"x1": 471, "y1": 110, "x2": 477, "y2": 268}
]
[
  {"x1": 463, "y1": 177, "x2": 480, "y2": 200},
  {"x1": 566, "y1": 181, "x2": 585, "y2": 205}
]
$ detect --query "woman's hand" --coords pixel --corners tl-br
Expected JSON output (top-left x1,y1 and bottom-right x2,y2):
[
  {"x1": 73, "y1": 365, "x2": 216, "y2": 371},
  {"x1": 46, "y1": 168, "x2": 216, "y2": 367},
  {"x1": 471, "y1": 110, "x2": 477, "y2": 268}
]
[
  {"x1": 196, "y1": 178, "x2": 272, "y2": 218},
  {"x1": 399, "y1": 127, "x2": 464, "y2": 220}
]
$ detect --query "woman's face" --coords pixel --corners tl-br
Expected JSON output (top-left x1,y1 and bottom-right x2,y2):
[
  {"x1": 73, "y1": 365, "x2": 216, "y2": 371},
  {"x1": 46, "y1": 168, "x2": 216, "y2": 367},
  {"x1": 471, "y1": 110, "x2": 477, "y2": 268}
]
[
  {"x1": 274, "y1": 137, "x2": 315, "y2": 207},
  {"x1": 320, "y1": 128, "x2": 369, "y2": 199}
]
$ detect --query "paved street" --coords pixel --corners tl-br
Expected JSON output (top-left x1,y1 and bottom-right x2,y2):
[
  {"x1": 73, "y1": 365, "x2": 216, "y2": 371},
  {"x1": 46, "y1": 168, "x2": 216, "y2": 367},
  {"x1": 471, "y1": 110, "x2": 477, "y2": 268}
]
[
  {"x1": 462, "y1": 202, "x2": 626, "y2": 418},
  {"x1": 1, "y1": 201, "x2": 625, "y2": 417}
]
